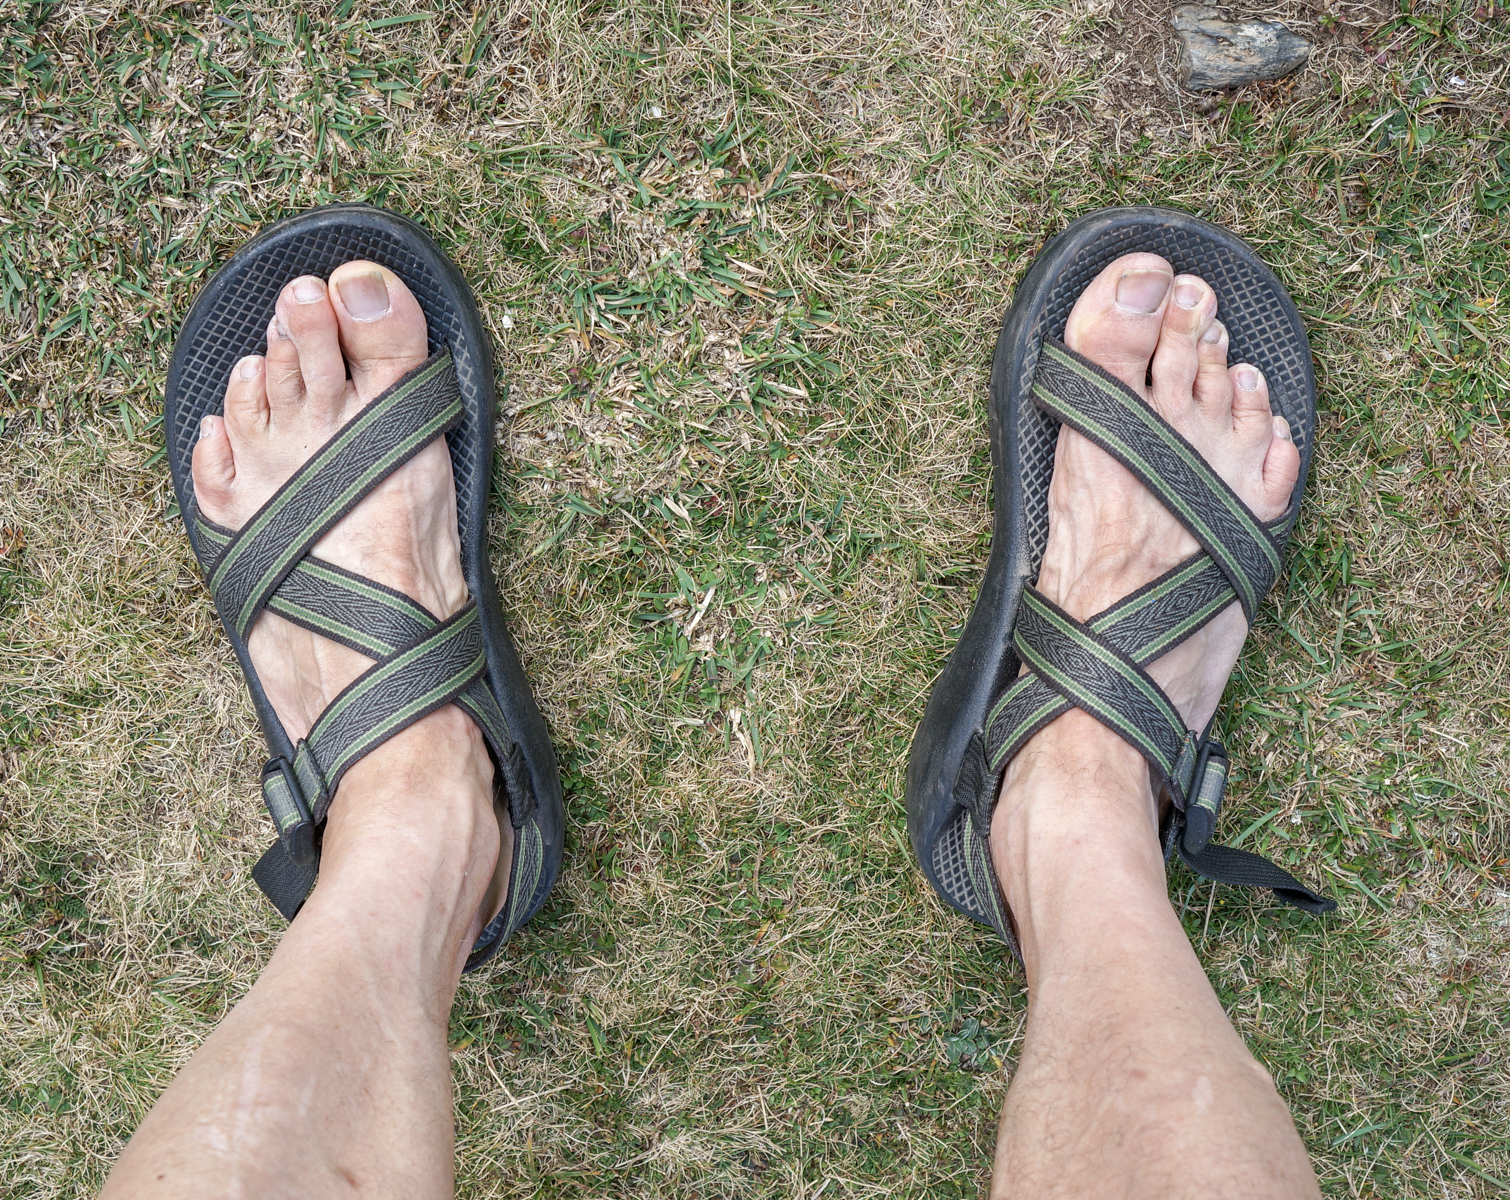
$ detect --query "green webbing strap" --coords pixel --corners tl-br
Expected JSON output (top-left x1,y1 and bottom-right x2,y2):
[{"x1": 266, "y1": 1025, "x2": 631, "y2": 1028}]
[
  {"x1": 470, "y1": 816, "x2": 549, "y2": 966},
  {"x1": 288, "y1": 601, "x2": 486, "y2": 822},
  {"x1": 259, "y1": 601, "x2": 487, "y2": 868},
  {"x1": 959, "y1": 336, "x2": 1334, "y2": 920},
  {"x1": 984, "y1": 552, "x2": 1239, "y2": 775},
  {"x1": 1183, "y1": 747, "x2": 1228, "y2": 855},
  {"x1": 1013, "y1": 586, "x2": 1190, "y2": 780},
  {"x1": 191, "y1": 350, "x2": 539, "y2": 929},
  {"x1": 198, "y1": 520, "x2": 433, "y2": 656},
  {"x1": 1032, "y1": 339, "x2": 1283, "y2": 621},
  {"x1": 198, "y1": 521, "x2": 519, "y2": 811},
  {"x1": 261, "y1": 757, "x2": 314, "y2": 863},
  {"x1": 207, "y1": 350, "x2": 462, "y2": 639}
]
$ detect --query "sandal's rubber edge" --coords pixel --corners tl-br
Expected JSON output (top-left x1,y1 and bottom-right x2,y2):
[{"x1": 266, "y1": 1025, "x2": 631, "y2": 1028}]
[
  {"x1": 905, "y1": 205, "x2": 1317, "y2": 924},
  {"x1": 165, "y1": 204, "x2": 564, "y2": 947}
]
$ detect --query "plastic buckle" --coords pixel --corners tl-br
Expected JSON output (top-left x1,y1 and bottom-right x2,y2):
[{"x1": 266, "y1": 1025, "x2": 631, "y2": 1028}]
[
  {"x1": 261, "y1": 756, "x2": 317, "y2": 867},
  {"x1": 1181, "y1": 741, "x2": 1228, "y2": 857}
]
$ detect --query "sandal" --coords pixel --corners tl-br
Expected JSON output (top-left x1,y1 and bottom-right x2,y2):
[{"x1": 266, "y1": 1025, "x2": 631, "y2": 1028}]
[
  {"x1": 165, "y1": 204, "x2": 564, "y2": 971},
  {"x1": 905, "y1": 206, "x2": 1335, "y2": 953}
]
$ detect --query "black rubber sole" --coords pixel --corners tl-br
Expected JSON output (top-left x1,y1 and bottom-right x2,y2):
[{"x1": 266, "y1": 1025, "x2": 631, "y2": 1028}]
[
  {"x1": 905, "y1": 205, "x2": 1318, "y2": 928},
  {"x1": 164, "y1": 204, "x2": 564, "y2": 963}
]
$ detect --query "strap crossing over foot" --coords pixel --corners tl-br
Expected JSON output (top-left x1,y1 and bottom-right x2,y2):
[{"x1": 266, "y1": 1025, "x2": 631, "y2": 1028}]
[
  {"x1": 192, "y1": 350, "x2": 538, "y2": 922},
  {"x1": 962, "y1": 339, "x2": 1334, "y2": 939}
]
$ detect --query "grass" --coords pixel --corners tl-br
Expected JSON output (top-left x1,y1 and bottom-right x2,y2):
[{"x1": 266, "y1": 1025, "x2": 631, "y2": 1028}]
[{"x1": 1, "y1": 0, "x2": 1508, "y2": 1195}]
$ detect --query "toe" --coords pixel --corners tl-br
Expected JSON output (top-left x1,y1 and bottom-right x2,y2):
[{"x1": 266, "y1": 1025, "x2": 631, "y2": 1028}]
[
  {"x1": 328, "y1": 261, "x2": 429, "y2": 400},
  {"x1": 1193, "y1": 319, "x2": 1231, "y2": 408},
  {"x1": 272, "y1": 276, "x2": 347, "y2": 413},
  {"x1": 223, "y1": 353, "x2": 269, "y2": 436},
  {"x1": 1062, "y1": 252, "x2": 1173, "y2": 395},
  {"x1": 1230, "y1": 362, "x2": 1274, "y2": 437},
  {"x1": 191, "y1": 414, "x2": 237, "y2": 518},
  {"x1": 264, "y1": 315, "x2": 305, "y2": 411},
  {"x1": 1149, "y1": 274, "x2": 1218, "y2": 421},
  {"x1": 1261, "y1": 414, "x2": 1302, "y2": 515}
]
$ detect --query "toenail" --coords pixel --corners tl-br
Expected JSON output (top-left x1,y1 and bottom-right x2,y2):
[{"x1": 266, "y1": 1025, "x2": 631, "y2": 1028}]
[
  {"x1": 1236, "y1": 366, "x2": 1262, "y2": 391},
  {"x1": 199, "y1": 415, "x2": 213, "y2": 440},
  {"x1": 1201, "y1": 320, "x2": 1225, "y2": 344},
  {"x1": 274, "y1": 312, "x2": 290, "y2": 340},
  {"x1": 1273, "y1": 416, "x2": 1292, "y2": 441},
  {"x1": 1115, "y1": 270, "x2": 1171, "y2": 314},
  {"x1": 1174, "y1": 282, "x2": 1202, "y2": 310},
  {"x1": 336, "y1": 271, "x2": 391, "y2": 320},
  {"x1": 238, "y1": 355, "x2": 261, "y2": 380},
  {"x1": 292, "y1": 277, "x2": 325, "y2": 304}
]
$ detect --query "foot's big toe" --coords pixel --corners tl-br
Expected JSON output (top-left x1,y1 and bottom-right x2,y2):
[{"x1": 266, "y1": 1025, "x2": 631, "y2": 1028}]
[
  {"x1": 1062, "y1": 252, "x2": 1173, "y2": 394},
  {"x1": 328, "y1": 261, "x2": 429, "y2": 400}
]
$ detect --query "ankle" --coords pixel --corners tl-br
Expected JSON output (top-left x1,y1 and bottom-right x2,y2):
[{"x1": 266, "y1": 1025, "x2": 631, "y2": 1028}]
[
  {"x1": 996, "y1": 710, "x2": 1158, "y2": 837},
  {"x1": 335, "y1": 703, "x2": 492, "y2": 805},
  {"x1": 991, "y1": 711, "x2": 1169, "y2": 965},
  {"x1": 312, "y1": 706, "x2": 498, "y2": 958}
]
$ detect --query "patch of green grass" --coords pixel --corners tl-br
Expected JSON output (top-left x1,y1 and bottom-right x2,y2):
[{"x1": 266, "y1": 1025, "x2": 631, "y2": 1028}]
[{"x1": 2, "y1": 0, "x2": 1508, "y2": 1196}]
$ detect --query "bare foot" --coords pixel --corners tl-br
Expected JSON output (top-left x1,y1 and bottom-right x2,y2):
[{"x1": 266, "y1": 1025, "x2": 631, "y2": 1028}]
[
  {"x1": 992, "y1": 254, "x2": 1300, "y2": 937},
  {"x1": 1035, "y1": 254, "x2": 1299, "y2": 731},
  {"x1": 191, "y1": 261, "x2": 512, "y2": 939}
]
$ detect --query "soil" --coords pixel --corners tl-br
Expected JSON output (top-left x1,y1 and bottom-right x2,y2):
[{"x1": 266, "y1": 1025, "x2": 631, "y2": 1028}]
[{"x1": 1081, "y1": 0, "x2": 1394, "y2": 133}]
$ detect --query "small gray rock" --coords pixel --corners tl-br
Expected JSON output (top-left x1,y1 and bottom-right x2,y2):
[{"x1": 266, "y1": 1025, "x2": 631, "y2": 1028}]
[{"x1": 1173, "y1": 4, "x2": 1313, "y2": 91}]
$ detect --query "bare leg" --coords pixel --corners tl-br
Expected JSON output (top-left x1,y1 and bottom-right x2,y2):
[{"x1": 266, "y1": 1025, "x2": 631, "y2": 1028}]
[
  {"x1": 104, "y1": 263, "x2": 512, "y2": 1200},
  {"x1": 103, "y1": 712, "x2": 498, "y2": 1200},
  {"x1": 988, "y1": 258, "x2": 1321, "y2": 1199}
]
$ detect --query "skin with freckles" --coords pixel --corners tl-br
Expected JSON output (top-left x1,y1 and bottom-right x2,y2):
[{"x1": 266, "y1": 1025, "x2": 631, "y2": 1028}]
[
  {"x1": 102, "y1": 262, "x2": 510, "y2": 1200},
  {"x1": 986, "y1": 254, "x2": 1321, "y2": 1199}
]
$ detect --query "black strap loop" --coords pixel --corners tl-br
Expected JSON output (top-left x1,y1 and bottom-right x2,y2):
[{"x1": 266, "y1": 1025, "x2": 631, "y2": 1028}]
[{"x1": 1181, "y1": 740, "x2": 1227, "y2": 856}]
